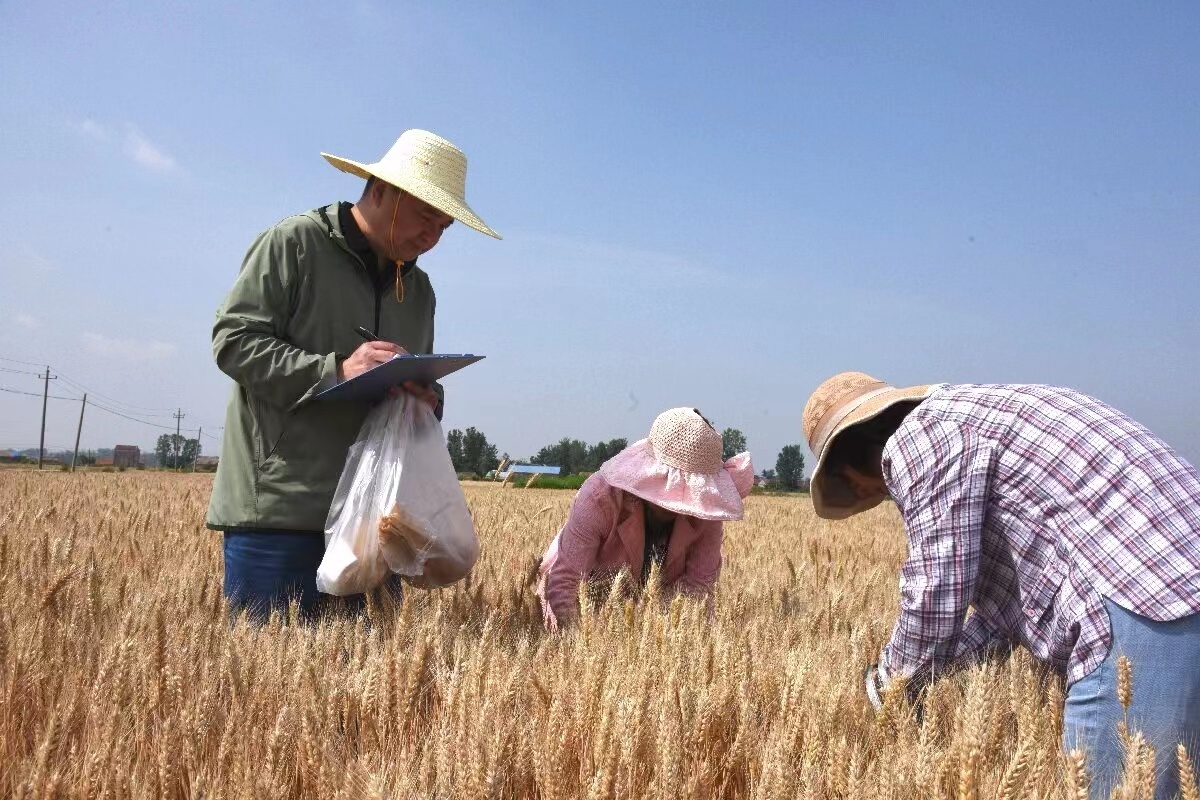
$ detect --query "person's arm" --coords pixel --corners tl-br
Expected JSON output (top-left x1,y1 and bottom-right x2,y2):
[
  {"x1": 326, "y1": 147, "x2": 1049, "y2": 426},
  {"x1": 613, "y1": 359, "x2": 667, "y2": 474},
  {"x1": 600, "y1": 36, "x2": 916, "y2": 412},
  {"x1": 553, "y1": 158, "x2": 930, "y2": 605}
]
[
  {"x1": 872, "y1": 419, "x2": 994, "y2": 701},
  {"x1": 213, "y1": 225, "x2": 342, "y2": 410},
  {"x1": 869, "y1": 611, "x2": 1014, "y2": 710},
  {"x1": 956, "y1": 609, "x2": 1015, "y2": 664},
  {"x1": 543, "y1": 478, "x2": 619, "y2": 627}
]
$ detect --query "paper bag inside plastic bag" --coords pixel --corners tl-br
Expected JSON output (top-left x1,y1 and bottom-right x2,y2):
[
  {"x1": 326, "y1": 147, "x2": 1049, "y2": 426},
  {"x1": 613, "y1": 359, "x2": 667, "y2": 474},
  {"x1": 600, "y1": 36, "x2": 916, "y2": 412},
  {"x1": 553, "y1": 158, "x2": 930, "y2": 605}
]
[{"x1": 316, "y1": 394, "x2": 479, "y2": 596}]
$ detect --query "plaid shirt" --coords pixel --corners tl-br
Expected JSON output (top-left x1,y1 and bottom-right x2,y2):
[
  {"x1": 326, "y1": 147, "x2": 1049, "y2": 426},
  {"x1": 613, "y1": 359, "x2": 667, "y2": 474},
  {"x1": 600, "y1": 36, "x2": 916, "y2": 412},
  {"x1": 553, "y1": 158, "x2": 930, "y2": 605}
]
[{"x1": 880, "y1": 383, "x2": 1200, "y2": 686}]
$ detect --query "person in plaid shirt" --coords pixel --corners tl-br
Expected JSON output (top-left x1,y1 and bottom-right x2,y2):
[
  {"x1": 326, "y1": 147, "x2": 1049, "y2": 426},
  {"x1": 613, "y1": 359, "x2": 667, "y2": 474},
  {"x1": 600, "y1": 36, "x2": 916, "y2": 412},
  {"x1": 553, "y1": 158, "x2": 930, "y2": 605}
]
[{"x1": 802, "y1": 372, "x2": 1200, "y2": 800}]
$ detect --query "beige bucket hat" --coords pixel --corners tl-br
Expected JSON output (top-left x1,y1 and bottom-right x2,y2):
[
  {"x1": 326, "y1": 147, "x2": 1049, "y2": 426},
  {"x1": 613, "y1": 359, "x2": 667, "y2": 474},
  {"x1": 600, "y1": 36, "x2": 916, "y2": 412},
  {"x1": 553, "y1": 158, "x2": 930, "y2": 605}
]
[
  {"x1": 322, "y1": 129, "x2": 500, "y2": 239},
  {"x1": 802, "y1": 372, "x2": 937, "y2": 519}
]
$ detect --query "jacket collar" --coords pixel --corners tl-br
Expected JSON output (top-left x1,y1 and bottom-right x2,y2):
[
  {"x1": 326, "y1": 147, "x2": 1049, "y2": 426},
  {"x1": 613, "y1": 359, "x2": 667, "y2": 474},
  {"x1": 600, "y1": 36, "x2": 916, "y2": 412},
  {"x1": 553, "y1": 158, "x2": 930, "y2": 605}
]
[
  {"x1": 615, "y1": 496, "x2": 703, "y2": 581},
  {"x1": 313, "y1": 202, "x2": 418, "y2": 275}
]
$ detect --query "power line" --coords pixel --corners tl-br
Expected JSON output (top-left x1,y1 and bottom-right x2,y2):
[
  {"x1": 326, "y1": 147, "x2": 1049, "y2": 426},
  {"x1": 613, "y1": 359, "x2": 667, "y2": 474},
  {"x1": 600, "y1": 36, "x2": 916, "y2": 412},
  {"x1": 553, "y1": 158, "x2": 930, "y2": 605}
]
[
  {"x1": 0, "y1": 443, "x2": 77, "y2": 449},
  {"x1": 0, "y1": 354, "x2": 225, "y2": 445},
  {"x1": 87, "y1": 402, "x2": 211, "y2": 437},
  {"x1": 0, "y1": 385, "x2": 82, "y2": 401},
  {"x1": 0, "y1": 384, "x2": 217, "y2": 436},
  {"x1": 2, "y1": 384, "x2": 188, "y2": 428},
  {"x1": 87, "y1": 401, "x2": 187, "y2": 431},
  {"x1": 2, "y1": 355, "x2": 181, "y2": 416},
  {"x1": 55, "y1": 372, "x2": 178, "y2": 416},
  {"x1": 0, "y1": 355, "x2": 53, "y2": 368}
]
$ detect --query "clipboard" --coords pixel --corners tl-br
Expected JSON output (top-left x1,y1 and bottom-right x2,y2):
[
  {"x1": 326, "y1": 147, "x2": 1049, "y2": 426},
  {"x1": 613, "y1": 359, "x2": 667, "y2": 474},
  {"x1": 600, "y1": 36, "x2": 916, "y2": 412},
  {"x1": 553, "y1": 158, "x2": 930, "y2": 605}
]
[{"x1": 313, "y1": 353, "x2": 484, "y2": 403}]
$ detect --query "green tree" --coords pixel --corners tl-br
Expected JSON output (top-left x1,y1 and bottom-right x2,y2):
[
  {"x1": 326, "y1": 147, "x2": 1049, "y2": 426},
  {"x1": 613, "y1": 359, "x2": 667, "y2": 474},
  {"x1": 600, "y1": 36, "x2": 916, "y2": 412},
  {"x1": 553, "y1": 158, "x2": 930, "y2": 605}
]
[
  {"x1": 155, "y1": 434, "x2": 199, "y2": 469},
  {"x1": 584, "y1": 438, "x2": 627, "y2": 472},
  {"x1": 183, "y1": 438, "x2": 200, "y2": 468},
  {"x1": 721, "y1": 428, "x2": 747, "y2": 461},
  {"x1": 532, "y1": 437, "x2": 584, "y2": 474},
  {"x1": 761, "y1": 468, "x2": 776, "y2": 485},
  {"x1": 446, "y1": 429, "x2": 466, "y2": 472},
  {"x1": 775, "y1": 445, "x2": 806, "y2": 490},
  {"x1": 461, "y1": 427, "x2": 499, "y2": 475}
]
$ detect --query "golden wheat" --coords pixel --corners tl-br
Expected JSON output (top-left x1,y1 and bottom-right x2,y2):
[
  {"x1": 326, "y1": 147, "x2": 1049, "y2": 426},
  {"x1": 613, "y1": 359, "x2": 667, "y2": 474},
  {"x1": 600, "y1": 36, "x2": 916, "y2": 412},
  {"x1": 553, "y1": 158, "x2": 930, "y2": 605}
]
[{"x1": 0, "y1": 470, "x2": 1191, "y2": 798}]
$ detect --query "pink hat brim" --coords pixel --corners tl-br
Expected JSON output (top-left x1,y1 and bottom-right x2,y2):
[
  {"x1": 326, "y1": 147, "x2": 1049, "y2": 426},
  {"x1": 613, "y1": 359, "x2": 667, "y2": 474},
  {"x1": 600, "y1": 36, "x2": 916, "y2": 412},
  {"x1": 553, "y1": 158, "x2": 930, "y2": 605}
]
[{"x1": 598, "y1": 440, "x2": 753, "y2": 522}]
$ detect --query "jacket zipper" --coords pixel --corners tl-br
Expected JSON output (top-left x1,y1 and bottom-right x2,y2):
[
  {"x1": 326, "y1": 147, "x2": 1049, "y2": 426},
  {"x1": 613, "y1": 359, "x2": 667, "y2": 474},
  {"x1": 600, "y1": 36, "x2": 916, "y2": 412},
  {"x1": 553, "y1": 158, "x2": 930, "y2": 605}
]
[
  {"x1": 374, "y1": 280, "x2": 383, "y2": 337},
  {"x1": 318, "y1": 204, "x2": 395, "y2": 340}
]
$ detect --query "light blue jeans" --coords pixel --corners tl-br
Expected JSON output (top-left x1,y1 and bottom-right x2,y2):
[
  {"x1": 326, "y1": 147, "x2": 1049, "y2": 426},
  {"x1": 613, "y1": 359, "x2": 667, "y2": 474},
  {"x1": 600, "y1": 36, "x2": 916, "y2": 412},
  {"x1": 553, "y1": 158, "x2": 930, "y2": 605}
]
[{"x1": 1063, "y1": 598, "x2": 1200, "y2": 800}]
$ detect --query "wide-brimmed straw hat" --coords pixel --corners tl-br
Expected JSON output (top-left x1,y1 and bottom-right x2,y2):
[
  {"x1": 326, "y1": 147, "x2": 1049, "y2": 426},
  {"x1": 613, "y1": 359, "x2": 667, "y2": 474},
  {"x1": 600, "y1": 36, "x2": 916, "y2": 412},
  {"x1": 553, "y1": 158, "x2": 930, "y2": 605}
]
[
  {"x1": 803, "y1": 372, "x2": 937, "y2": 520},
  {"x1": 321, "y1": 129, "x2": 500, "y2": 239},
  {"x1": 599, "y1": 407, "x2": 754, "y2": 522}
]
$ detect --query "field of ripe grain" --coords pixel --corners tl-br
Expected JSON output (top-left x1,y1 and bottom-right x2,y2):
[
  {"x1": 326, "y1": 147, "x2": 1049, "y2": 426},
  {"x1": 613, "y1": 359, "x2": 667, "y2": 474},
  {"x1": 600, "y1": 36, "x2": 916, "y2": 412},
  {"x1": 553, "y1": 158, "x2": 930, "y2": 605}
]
[{"x1": 0, "y1": 471, "x2": 1178, "y2": 799}]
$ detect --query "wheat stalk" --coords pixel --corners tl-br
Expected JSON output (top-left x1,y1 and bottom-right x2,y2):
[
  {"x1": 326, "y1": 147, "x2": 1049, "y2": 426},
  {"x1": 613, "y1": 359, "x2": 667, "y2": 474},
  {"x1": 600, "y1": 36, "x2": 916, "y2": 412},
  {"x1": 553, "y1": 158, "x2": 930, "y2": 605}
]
[{"x1": 0, "y1": 471, "x2": 1183, "y2": 799}]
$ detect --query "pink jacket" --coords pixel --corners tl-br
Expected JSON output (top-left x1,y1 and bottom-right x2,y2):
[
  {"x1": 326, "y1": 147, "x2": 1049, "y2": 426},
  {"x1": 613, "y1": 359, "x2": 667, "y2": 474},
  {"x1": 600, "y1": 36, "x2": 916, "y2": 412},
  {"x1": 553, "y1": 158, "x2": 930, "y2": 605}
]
[{"x1": 536, "y1": 473, "x2": 724, "y2": 630}]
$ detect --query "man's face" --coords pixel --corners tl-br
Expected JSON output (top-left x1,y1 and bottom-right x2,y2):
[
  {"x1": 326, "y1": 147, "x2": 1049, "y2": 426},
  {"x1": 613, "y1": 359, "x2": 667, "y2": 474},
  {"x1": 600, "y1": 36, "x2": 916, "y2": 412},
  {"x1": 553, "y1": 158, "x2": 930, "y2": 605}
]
[
  {"x1": 374, "y1": 183, "x2": 454, "y2": 262},
  {"x1": 838, "y1": 464, "x2": 888, "y2": 501}
]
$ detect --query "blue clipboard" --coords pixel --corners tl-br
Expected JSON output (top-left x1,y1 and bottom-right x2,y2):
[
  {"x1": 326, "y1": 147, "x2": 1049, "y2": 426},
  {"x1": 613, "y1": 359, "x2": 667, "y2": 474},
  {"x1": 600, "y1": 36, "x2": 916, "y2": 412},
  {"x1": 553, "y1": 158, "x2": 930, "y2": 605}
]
[{"x1": 313, "y1": 353, "x2": 484, "y2": 403}]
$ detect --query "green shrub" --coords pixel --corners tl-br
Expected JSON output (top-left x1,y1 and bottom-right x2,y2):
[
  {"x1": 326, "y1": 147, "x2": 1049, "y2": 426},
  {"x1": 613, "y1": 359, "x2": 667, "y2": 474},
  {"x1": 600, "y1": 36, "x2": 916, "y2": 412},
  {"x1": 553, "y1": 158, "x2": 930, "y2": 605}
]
[
  {"x1": 515, "y1": 473, "x2": 587, "y2": 490},
  {"x1": 456, "y1": 471, "x2": 481, "y2": 481}
]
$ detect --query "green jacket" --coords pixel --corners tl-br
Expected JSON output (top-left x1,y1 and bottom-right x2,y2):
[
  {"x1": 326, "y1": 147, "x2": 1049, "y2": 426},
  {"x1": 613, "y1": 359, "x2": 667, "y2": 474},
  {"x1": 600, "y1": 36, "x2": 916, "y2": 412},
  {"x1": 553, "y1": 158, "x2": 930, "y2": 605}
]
[{"x1": 206, "y1": 203, "x2": 442, "y2": 532}]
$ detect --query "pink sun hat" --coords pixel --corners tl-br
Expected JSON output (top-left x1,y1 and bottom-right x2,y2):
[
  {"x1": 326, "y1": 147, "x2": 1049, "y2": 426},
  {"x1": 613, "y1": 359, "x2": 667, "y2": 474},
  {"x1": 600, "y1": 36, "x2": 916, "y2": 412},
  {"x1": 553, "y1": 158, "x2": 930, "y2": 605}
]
[{"x1": 598, "y1": 407, "x2": 754, "y2": 521}]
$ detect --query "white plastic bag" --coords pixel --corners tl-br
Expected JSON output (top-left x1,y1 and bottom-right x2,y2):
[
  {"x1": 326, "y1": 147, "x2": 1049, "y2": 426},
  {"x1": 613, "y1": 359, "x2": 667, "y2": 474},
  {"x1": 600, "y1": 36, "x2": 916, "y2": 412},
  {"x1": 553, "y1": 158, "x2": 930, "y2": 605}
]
[{"x1": 316, "y1": 394, "x2": 479, "y2": 596}]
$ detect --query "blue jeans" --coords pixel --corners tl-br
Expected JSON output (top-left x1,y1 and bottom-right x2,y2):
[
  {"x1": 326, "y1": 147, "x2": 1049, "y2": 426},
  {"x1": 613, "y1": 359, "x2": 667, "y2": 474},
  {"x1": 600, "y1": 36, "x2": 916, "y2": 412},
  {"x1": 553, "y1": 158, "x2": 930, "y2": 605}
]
[
  {"x1": 1063, "y1": 598, "x2": 1200, "y2": 800},
  {"x1": 222, "y1": 530, "x2": 401, "y2": 621}
]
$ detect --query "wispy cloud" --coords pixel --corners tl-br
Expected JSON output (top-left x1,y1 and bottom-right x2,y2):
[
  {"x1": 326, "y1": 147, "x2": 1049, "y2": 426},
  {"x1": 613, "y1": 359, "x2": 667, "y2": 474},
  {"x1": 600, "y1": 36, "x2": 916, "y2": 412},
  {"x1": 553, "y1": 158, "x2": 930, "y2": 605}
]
[
  {"x1": 124, "y1": 128, "x2": 177, "y2": 173},
  {"x1": 74, "y1": 119, "x2": 179, "y2": 174},
  {"x1": 78, "y1": 118, "x2": 108, "y2": 139},
  {"x1": 82, "y1": 332, "x2": 177, "y2": 360},
  {"x1": 446, "y1": 232, "x2": 734, "y2": 292},
  {"x1": 3, "y1": 247, "x2": 59, "y2": 274},
  {"x1": 14, "y1": 313, "x2": 38, "y2": 329}
]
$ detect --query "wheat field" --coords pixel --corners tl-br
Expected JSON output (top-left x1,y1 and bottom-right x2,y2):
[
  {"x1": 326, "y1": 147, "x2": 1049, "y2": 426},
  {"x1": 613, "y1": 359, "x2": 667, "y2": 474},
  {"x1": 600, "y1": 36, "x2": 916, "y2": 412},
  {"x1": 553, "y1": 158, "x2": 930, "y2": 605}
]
[{"x1": 0, "y1": 470, "x2": 1191, "y2": 799}]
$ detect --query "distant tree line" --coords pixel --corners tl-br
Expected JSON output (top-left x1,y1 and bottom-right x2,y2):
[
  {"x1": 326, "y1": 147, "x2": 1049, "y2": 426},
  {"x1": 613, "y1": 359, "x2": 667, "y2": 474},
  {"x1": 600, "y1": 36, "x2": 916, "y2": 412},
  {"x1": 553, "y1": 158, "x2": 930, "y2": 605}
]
[
  {"x1": 444, "y1": 423, "x2": 811, "y2": 490},
  {"x1": 529, "y1": 437, "x2": 628, "y2": 475}
]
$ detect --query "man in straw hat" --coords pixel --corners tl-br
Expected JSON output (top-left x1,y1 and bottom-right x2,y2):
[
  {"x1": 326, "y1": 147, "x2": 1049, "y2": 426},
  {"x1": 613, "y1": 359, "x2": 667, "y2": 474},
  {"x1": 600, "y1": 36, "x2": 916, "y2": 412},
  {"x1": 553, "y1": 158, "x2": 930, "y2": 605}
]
[
  {"x1": 207, "y1": 129, "x2": 499, "y2": 620},
  {"x1": 802, "y1": 373, "x2": 1200, "y2": 799},
  {"x1": 536, "y1": 407, "x2": 753, "y2": 630}
]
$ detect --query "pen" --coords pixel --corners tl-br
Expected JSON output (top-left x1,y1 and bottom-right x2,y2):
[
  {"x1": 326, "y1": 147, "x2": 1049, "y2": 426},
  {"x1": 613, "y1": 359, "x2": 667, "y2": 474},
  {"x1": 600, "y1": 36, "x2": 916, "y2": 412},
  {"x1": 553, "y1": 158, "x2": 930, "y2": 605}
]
[{"x1": 355, "y1": 326, "x2": 378, "y2": 342}]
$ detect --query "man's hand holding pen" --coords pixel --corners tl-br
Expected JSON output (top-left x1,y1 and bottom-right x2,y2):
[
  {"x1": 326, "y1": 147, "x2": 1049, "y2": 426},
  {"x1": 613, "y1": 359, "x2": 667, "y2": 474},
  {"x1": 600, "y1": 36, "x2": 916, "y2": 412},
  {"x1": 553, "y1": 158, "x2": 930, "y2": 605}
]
[
  {"x1": 338, "y1": 339, "x2": 405, "y2": 382},
  {"x1": 338, "y1": 326, "x2": 439, "y2": 411}
]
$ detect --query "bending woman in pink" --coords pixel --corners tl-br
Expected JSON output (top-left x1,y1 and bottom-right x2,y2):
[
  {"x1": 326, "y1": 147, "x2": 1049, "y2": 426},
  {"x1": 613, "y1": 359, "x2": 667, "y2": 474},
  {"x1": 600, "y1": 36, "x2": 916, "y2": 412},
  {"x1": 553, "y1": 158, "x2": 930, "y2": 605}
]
[{"x1": 536, "y1": 407, "x2": 753, "y2": 630}]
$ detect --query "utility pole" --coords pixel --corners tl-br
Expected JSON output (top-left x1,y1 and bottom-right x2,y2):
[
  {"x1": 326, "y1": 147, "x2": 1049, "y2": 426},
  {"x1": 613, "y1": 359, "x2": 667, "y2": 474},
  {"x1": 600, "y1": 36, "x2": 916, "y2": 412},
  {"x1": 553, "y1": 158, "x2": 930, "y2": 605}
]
[
  {"x1": 37, "y1": 366, "x2": 57, "y2": 470},
  {"x1": 192, "y1": 427, "x2": 202, "y2": 472},
  {"x1": 173, "y1": 408, "x2": 185, "y2": 471},
  {"x1": 71, "y1": 394, "x2": 87, "y2": 472}
]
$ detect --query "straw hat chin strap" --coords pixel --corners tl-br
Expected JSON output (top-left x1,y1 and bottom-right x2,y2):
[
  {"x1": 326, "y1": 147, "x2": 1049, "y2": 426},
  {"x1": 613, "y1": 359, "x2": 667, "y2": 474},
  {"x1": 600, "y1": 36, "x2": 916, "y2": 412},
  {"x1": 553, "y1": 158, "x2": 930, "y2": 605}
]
[{"x1": 389, "y1": 191, "x2": 405, "y2": 304}]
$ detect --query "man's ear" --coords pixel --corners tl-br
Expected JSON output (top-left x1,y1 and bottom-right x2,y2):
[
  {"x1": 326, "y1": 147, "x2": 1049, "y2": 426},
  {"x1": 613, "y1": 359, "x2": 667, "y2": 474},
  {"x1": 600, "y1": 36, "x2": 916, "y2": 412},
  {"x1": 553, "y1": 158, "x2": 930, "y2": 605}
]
[{"x1": 370, "y1": 179, "x2": 388, "y2": 204}]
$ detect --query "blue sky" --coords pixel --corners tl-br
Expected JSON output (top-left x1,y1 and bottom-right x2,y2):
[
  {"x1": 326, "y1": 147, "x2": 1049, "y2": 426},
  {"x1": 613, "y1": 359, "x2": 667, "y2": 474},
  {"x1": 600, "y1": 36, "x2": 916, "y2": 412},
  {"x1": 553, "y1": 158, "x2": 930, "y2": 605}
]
[{"x1": 1, "y1": 1, "x2": 1197, "y2": 471}]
